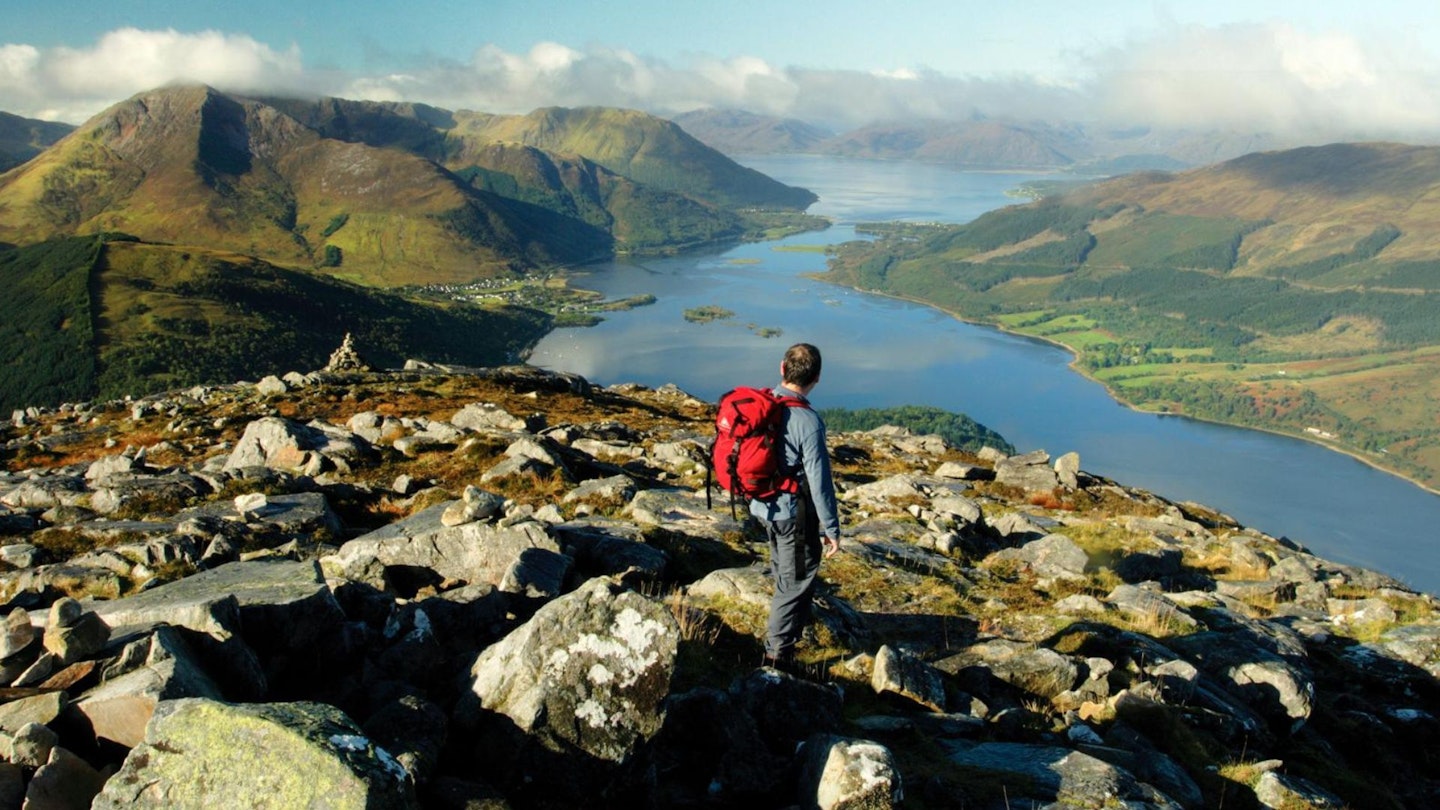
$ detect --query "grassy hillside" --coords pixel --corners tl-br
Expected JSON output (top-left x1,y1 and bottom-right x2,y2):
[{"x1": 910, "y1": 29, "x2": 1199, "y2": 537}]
[
  {"x1": 447, "y1": 106, "x2": 818, "y2": 210},
  {"x1": 0, "y1": 235, "x2": 552, "y2": 411},
  {"x1": 0, "y1": 87, "x2": 618, "y2": 286},
  {"x1": 0, "y1": 111, "x2": 73, "y2": 172},
  {"x1": 823, "y1": 143, "x2": 1440, "y2": 488},
  {"x1": 0, "y1": 88, "x2": 821, "y2": 289}
]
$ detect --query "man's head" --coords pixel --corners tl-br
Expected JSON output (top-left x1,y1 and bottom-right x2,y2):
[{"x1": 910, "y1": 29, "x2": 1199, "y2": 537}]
[{"x1": 781, "y1": 343, "x2": 822, "y2": 389}]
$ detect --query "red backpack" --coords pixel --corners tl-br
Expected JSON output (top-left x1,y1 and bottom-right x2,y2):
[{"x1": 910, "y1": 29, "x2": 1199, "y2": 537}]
[{"x1": 707, "y1": 386, "x2": 810, "y2": 516}]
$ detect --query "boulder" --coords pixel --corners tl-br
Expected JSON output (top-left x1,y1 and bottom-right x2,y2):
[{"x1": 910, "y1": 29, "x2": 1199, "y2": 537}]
[
  {"x1": 732, "y1": 668, "x2": 846, "y2": 757},
  {"x1": 84, "y1": 453, "x2": 138, "y2": 483},
  {"x1": 90, "y1": 560, "x2": 341, "y2": 693},
  {"x1": 1105, "y1": 584, "x2": 1200, "y2": 633},
  {"x1": 256, "y1": 375, "x2": 288, "y2": 396},
  {"x1": 73, "y1": 626, "x2": 226, "y2": 747},
  {"x1": 462, "y1": 577, "x2": 678, "y2": 764},
  {"x1": 323, "y1": 503, "x2": 568, "y2": 598},
  {"x1": 798, "y1": 734, "x2": 903, "y2": 810},
  {"x1": 0, "y1": 543, "x2": 43, "y2": 569},
  {"x1": 1253, "y1": 770, "x2": 1347, "y2": 809},
  {"x1": 42, "y1": 597, "x2": 110, "y2": 665},
  {"x1": 572, "y1": 438, "x2": 644, "y2": 460},
  {"x1": 937, "y1": 639, "x2": 1079, "y2": 700},
  {"x1": 987, "y1": 533, "x2": 1088, "y2": 582},
  {"x1": 843, "y1": 474, "x2": 928, "y2": 505},
  {"x1": 439, "y1": 486, "x2": 506, "y2": 527},
  {"x1": 686, "y1": 566, "x2": 774, "y2": 609},
  {"x1": 1170, "y1": 630, "x2": 1314, "y2": 733},
  {"x1": 871, "y1": 644, "x2": 947, "y2": 712},
  {"x1": 92, "y1": 698, "x2": 417, "y2": 809},
  {"x1": 0, "y1": 691, "x2": 65, "y2": 735},
  {"x1": 223, "y1": 416, "x2": 368, "y2": 473},
  {"x1": 553, "y1": 519, "x2": 669, "y2": 582},
  {"x1": 649, "y1": 440, "x2": 706, "y2": 474},
  {"x1": 0, "y1": 607, "x2": 37, "y2": 659},
  {"x1": 931, "y1": 493, "x2": 984, "y2": 525},
  {"x1": 1054, "y1": 451, "x2": 1081, "y2": 488},
  {"x1": 562, "y1": 474, "x2": 636, "y2": 506},
  {"x1": 627, "y1": 487, "x2": 722, "y2": 525},
  {"x1": 450, "y1": 402, "x2": 528, "y2": 433},
  {"x1": 346, "y1": 412, "x2": 403, "y2": 445},
  {"x1": 5, "y1": 720, "x2": 58, "y2": 768},
  {"x1": 994, "y1": 450, "x2": 1060, "y2": 492},
  {"x1": 480, "y1": 454, "x2": 560, "y2": 485},
  {"x1": 939, "y1": 739, "x2": 1179, "y2": 807},
  {"x1": 0, "y1": 475, "x2": 87, "y2": 509},
  {"x1": 934, "y1": 461, "x2": 989, "y2": 481},
  {"x1": 24, "y1": 747, "x2": 107, "y2": 809},
  {"x1": 989, "y1": 511, "x2": 1049, "y2": 541},
  {"x1": 181, "y1": 491, "x2": 341, "y2": 537}
]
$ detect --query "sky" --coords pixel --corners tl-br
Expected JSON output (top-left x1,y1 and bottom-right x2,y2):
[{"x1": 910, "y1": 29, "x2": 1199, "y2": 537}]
[{"x1": 5, "y1": 0, "x2": 1440, "y2": 142}]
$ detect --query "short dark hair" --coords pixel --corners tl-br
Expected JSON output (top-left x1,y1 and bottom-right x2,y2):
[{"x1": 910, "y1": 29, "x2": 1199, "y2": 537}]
[{"x1": 782, "y1": 343, "x2": 822, "y2": 387}]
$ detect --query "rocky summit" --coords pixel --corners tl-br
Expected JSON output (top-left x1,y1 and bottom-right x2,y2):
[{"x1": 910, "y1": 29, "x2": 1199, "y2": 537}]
[{"x1": 0, "y1": 357, "x2": 1436, "y2": 809}]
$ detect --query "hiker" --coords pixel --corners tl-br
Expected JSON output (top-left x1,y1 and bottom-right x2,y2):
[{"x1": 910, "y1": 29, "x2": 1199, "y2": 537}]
[{"x1": 750, "y1": 343, "x2": 841, "y2": 668}]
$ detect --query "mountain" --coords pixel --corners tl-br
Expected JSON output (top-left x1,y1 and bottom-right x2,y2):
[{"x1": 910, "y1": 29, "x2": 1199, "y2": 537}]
[
  {"x1": 0, "y1": 111, "x2": 73, "y2": 172},
  {"x1": 263, "y1": 97, "x2": 749, "y2": 251},
  {"x1": 0, "y1": 87, "x2": 821, "y2": 287},
  {"x1": 444, "y1": 106, "x2": 818, "y2": 209},
  {"x1": 0, "y1": 234, "x2": 551, "y2": 411},
  {"x1": 823, "y1": 142, "x2": 1440, "y2": 488},
  {"x1": 821, "y1": 120, "x2": 1078, "y2": 168},
  {"x1": 671, "y1": 108, "x2": 832, "y2": 154},
  {"x1": 670, "y1": 108, "x2": 1305, "y2": 174},
  {"x1": 0, "y1": 86, "x2": 613, "y2": 286}
]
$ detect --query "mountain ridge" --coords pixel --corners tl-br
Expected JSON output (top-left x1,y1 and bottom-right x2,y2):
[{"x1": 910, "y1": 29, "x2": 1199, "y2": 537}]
[
  {"x1": 0, "y1": 86, "x2": 820, "y2": 287},
  {"x1": 672, "y1": 107, "x2": 1311, "y2": 172}
]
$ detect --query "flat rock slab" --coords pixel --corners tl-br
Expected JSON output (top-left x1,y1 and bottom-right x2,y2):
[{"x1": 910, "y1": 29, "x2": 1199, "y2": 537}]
[{"x1": 90, "y1": 560, "x2": 343, "y2": 654}]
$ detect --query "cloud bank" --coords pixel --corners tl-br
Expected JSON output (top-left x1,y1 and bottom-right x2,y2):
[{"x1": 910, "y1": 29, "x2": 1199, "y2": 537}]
[{"x1": 3, "y1": 22, "x2": 1438, "y2": 145}]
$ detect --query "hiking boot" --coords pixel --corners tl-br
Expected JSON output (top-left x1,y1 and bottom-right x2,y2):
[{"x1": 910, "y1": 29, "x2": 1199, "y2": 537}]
[{"x1": 761, "y1": 652, "x2": 799, "y2": 675}]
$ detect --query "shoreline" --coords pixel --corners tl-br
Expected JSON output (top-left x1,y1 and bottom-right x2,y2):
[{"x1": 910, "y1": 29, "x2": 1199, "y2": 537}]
[{"x1": 811, "y1": 274, "x2": 1440, "y2": 500}]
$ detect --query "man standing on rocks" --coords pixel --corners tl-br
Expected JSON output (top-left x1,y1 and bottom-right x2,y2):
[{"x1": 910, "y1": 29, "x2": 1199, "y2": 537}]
[{"x1": 751, "y1": 343, "x2": 841, "y2": 669}]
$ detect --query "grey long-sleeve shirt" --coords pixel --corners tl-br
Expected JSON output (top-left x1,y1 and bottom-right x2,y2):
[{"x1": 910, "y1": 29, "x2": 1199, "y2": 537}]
[{"x1": 747, "y1": 386, "x2": 841, "y2": 540}]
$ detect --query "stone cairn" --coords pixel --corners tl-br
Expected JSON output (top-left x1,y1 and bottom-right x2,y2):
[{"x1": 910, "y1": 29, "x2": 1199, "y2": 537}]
[{"x1": 323, "y1": 333, "x2": 370, "y2": 373}]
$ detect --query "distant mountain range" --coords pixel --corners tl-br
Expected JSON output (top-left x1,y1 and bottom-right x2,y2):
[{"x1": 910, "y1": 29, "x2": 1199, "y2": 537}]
[
  {"x1": 822, "y1": 141, "x2": 1440, "y2": 488},
  {"x1": 672, "y1": 107, "x2": 1291, "y2": 172}
]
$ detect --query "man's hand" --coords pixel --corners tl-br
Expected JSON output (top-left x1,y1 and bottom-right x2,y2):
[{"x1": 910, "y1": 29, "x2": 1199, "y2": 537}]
[{"x1": 822, "y1": 536, "x2": 840, "y2": 558}]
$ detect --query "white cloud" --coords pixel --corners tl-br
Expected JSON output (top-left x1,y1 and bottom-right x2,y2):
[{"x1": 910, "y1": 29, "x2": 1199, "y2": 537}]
[
  {"x1": 0, "y1": 28, "x2": 305, "y2": 123},
  {"x1": 2, "y1": 22, "x2": 1438, "y2": 148},
  {"x1": 1087, "y1": 23, "x2": 1440, "y2": 139}
]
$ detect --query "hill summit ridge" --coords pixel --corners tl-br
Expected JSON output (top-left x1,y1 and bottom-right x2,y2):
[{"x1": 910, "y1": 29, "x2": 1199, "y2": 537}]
[{"x1": 0, "y1": 358, "x2": 1436, "y2": 808}]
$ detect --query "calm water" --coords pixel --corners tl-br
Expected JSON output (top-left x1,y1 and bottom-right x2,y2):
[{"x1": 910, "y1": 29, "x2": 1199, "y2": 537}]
[{"x1": 529, "y1": 155, "x2": 1440, "y2": 595}]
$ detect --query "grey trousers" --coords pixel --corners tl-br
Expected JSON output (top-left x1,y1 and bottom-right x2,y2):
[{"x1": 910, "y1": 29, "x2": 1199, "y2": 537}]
[{"x1": 762, "y1": 494, "x2": 822, "y2": 658}]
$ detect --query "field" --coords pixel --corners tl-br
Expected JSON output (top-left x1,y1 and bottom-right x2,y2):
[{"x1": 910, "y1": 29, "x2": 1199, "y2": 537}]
[{"x1": 995, "y1": 312, "x2": 1440, "y2": 489}]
